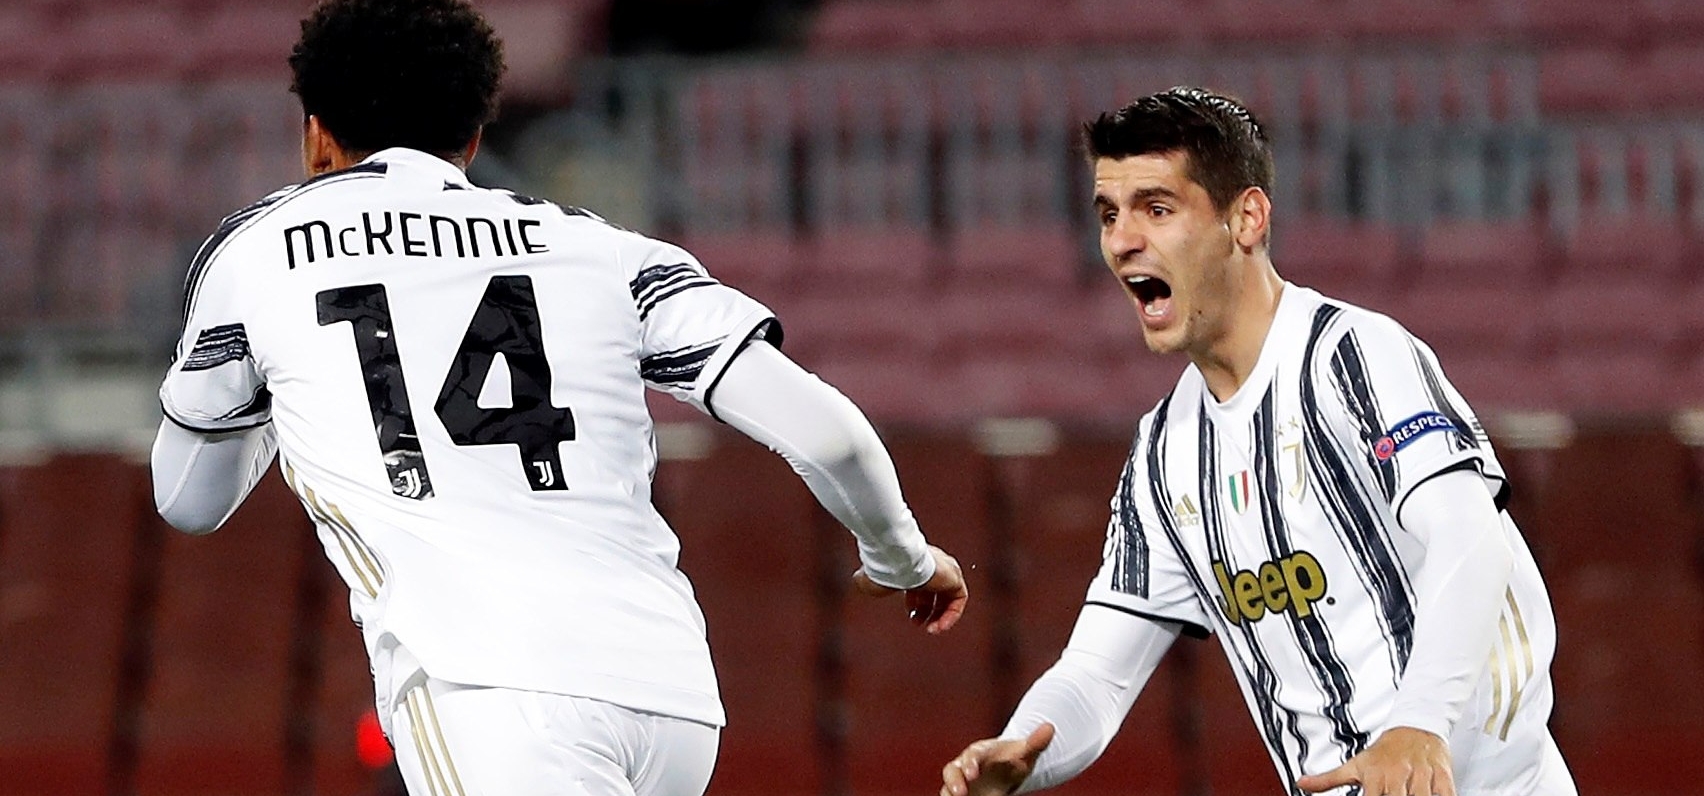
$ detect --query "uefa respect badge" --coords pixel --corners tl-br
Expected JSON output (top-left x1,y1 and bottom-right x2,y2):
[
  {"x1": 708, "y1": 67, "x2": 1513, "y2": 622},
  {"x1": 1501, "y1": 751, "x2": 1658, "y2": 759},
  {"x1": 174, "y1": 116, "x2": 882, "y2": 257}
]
[{"x1": 1373, "y1": 411, "x2": 1456, "y2": 462}]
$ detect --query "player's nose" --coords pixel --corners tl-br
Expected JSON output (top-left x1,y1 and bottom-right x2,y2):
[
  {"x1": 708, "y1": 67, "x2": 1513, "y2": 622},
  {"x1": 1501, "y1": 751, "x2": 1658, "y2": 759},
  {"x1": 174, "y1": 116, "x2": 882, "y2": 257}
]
[{"x1": 1103, "y1": 215, "x2": 1147, "y2": 263}]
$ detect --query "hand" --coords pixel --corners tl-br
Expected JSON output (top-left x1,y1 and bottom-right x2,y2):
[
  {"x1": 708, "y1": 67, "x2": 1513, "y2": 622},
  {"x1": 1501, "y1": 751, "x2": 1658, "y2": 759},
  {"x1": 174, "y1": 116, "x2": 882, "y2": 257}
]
[
  {"x1": 940, "y1": 723, "x2": 1055, "y2": 796},
  {"x1": 1297, "y1": 726, "x2": 1454, "y2": 796},
  {"x1": 851, "y1": 544, "x2": 969, "y2": 634}
]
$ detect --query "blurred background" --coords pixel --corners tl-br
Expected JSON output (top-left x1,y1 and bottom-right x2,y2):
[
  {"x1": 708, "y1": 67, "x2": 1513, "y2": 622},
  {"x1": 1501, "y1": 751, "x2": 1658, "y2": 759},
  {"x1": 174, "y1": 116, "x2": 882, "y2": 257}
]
[{"x1": 1, "y1": 0, "x2": 1701, "y2": 794}]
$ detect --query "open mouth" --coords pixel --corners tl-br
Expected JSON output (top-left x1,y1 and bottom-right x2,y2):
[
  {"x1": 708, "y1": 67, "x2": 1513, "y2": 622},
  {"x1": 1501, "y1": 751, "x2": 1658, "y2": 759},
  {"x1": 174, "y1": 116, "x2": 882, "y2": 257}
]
[{"x1": 1125, "y1": 274, "x2": 1173, "y2": 318}]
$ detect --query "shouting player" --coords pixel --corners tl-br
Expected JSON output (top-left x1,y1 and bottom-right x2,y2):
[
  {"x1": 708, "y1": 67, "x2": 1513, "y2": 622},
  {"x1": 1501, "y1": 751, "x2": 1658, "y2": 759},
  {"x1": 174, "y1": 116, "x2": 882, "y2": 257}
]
[
  {"x1": 939, "y1": 88, "x2": 1575, "y2": 796},
  {"x1": 149, "y1": 1, "x2": 968, "y2": 794}
]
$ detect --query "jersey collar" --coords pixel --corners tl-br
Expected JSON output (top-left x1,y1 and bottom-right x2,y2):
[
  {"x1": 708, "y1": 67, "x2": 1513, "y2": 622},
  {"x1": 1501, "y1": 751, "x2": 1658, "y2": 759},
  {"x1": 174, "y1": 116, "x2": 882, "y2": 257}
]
[{"x1": 362, "y1": 147, "x2": 472, "y2": 188}]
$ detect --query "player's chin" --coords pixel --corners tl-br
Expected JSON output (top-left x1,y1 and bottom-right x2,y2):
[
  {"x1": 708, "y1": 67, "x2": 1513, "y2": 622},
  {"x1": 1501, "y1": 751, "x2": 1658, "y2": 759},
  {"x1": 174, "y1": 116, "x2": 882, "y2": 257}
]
[{"x1": 1139, "y1": 326, "x2": 1186, "y2": 355}]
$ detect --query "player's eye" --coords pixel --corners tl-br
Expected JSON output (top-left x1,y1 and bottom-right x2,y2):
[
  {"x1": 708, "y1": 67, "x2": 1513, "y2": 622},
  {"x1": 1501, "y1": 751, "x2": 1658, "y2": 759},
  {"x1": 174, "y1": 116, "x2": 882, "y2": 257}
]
[
  {"x1": 1099, "y1": 209, "x2": 1117, "y2": 227},
  {"x1": 1147, "y1": 204, "x2": 1172, "y2": 219}
]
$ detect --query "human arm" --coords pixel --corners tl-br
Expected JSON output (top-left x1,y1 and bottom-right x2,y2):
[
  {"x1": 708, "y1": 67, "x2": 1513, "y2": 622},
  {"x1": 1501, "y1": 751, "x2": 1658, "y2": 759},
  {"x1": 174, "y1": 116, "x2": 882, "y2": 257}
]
[
  {"x1": 1297, "y1": 467, "x2": 1513, "y2": 796},
  {"x1": 708, "y1": 340, "x2": 967, "y2": 633},
  {"x1": 154, "y1": 214, "x2": 278, "y2": 533},
  {"x1": 941, "y1": 605, "x2": 1180, "y2": 796},
  {"x1": 150, "y1": 420, "x2": 278, "y2": 534}
]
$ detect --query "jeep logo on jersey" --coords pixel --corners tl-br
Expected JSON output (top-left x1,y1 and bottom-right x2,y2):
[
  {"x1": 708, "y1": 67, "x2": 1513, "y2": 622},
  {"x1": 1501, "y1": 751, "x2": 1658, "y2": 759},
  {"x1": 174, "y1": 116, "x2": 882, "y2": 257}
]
[
  {"x1": 1212, "y1": 551, "x2": 1328, "y2": 625},
  {"x1": 1373, "y1": 411, "x2": 1456, "y2": 462}
]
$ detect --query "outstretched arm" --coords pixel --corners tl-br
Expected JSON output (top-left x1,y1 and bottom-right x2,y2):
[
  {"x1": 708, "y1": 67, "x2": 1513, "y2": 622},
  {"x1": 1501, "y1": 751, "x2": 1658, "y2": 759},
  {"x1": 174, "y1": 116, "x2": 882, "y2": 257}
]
[
  {"x1": 150, "y1": 420, "x2": 277, "y2": 535},
  {"x1": 943, "y1": 605, "x2": 1180, "y2": 796},
  {"x1": 709, "y1": 341, "x2": 967, "y2": 633}
]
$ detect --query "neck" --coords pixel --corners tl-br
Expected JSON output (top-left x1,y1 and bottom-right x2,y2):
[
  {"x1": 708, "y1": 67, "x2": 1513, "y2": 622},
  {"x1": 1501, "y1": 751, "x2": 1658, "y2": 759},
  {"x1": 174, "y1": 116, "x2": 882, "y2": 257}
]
[
  {"x1": 1192, "y1": 262, "x2": 1284, "y2": 402},
  {"x1": 312, "y1": 147, "x2": 468, "y2": 178}
]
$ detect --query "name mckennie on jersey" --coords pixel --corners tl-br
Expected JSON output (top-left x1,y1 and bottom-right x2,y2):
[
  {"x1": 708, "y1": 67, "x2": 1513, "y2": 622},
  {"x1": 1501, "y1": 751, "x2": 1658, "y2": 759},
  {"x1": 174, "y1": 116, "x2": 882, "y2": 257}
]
[{"x1": 283, "y1": 210, "x2": 550, "y2": 269}]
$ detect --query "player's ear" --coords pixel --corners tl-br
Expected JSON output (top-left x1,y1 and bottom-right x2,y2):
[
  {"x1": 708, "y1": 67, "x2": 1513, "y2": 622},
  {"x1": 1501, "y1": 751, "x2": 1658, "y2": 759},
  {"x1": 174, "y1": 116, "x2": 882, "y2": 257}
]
[
  {"x1": 460, "y1": 128, "x2": 482, "y2": 169},
  {"x1": 1229, "y1": 186, "x2": 1271, "y2": 252},
  {"x1": 303, "y1": 115, "x2": 340, "y2": 178}
]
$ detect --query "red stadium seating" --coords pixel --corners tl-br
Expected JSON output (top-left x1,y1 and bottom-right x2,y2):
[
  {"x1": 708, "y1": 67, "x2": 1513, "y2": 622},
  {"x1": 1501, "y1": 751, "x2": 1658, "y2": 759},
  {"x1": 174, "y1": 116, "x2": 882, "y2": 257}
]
[
  {"x1": 1346, "y1": 0, "x2": 1491, "y2": 41},
  {"x1": 931, "y1": 0, "x2": 1070, "y2": 50},
  {"x1": 186, "y1": 5, "x2": 303, "y2": 81},
  {"x1": 840, "y1": 434, "x2": 997, "y2": 794},
  {"x1": 1063, "y1": 0, "x2": 1205, "y2": 45},
  {"x1": 806, "y1": 0, "x2": 936, "y2": 53},
  {"x1": 1538, "y1": 47, "x2": 1641, "y2": 116},
  {"x1": 1416, "y1": 220, "x2": 1546, "y2": 284},
  {"x1": 771, "y1": 291, "x2": 938, "y2": 364},
  {"x1": 672, "y1": 230, "x2": 802, "y2": 294},
  {"x1": 653, "y1": 433, "x2": 824, "y2": 796},
  {"x1": 1537, "y1": 428, "x2": 1704, "y2": 790},
  {"x1": 1507, "y1": 0, "x2": 1640, "y2": 44},
  {"x1": 310, "y1": 573, "x2": 376, "y2": 796},
  {"x1": 481, "y1": 1, "x2": 608, "y2": 104},
  {"x1": 1397, "y1": 283, "x2": 1542, "y2": 356},
  {"x1": 0, "y1": 7, "x2": 58, "y2": 83},
  {"x1": 799, "y1": 350, "x2": 950, "y2": 424},
  {"x1": 932, "y1": 289, "x2": 1077, "y2": 358},
  {"x1": 798, "y1": 226, "x2": 938, "y2": 297},
  {"x1": 1545, "y1": 349, "x2": 1681, "y2": 412},
  {"x1": 943, "y1": 352, "x2": 1126, "y2": 422},
  {"x1": 132, "y1": 473, "x2": 310, "y2": 796},
  {"x1": 1542, "y1": 277, "x2": 1682, "y2": 353},
  {"x1": 1555, "y1": 214, "x2": 1691, "y2": 277},
  {"x1": 55, "y1": 5, "x2": 190, "y2": 83},
  {"x1": 1643, "y1": 44, "x2": 1704, "y2": 110},
  {"x1": 1642, "y1": 0, "x2": 1704, "y2": 40},
  {"x1": 0, "y1": 457, "x2": 147, "y2": 796},
  {"x1": 1208, "y1": 0, "x2": 1345, "y2": 43},
  {"x1": 1274, "y1": 216, "x2": 1404, "y2": 304},
  {"x1": 944, "y1": 222, "x2": 1084, "y2": 292}
]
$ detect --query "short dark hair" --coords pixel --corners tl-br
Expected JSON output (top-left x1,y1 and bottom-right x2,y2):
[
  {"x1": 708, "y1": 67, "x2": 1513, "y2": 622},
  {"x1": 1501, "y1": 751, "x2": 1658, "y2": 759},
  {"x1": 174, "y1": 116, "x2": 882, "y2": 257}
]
[
  {"x1": 1083, "y1": 87, "x2": 1274, "y2": 211},
  {"x1": 289, "y1": 0, "x2": 505, "y2": 156}
]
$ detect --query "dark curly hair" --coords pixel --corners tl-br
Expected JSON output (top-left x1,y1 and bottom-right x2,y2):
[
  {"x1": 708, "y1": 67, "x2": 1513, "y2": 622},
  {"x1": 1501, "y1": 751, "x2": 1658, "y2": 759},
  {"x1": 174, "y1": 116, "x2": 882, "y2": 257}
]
[
  {"x1": 289, "y1": 0, "x2": 506, "y2": 157},
  {"x1": 1084, "y1": 87, "x2": 1274, "y2": 212}
]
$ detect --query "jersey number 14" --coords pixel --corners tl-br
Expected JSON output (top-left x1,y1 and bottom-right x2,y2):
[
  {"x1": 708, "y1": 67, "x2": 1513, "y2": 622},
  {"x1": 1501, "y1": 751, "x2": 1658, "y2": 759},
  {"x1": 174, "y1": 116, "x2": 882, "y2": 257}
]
[{"x1": 316, "y1": 276, "x2": 575, "y2": 499}]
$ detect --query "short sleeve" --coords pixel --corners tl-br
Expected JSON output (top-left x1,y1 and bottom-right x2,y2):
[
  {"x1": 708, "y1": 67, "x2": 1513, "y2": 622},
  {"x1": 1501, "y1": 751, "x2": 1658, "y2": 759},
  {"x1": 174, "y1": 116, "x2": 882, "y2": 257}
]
[
  {"x1": 159, "y1": 231, "x2": 271, "y2": 433},
  {"x1": 1085, "y1": 429, "x2": 1213, "y2": 639},
  {"x1": 623, "y1": 235, "x2": 780, "y2": 414},
  {"x1": 1316, "y1": 316, "x2": 1505, "y2": 519}
]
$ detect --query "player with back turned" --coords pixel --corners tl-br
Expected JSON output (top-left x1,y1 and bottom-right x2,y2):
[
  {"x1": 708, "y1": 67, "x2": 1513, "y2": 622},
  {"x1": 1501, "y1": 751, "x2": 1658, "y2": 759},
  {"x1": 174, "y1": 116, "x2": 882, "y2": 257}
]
[
  {"x1": 149, "y1": 1, "x2": 969, "y2": 794},
  {"x1": 940, "y1": 88, "x2": 1576, "y2": 796}
]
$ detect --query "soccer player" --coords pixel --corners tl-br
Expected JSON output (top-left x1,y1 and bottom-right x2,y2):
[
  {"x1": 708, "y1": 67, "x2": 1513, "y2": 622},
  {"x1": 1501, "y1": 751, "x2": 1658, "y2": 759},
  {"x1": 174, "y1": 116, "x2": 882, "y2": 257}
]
[
  {"x1": 148, "y1": 1, "x2": 969, "y2": 794},
  {"x1": 938, "y1": 88, "x2": 1575, "y2": 796}
]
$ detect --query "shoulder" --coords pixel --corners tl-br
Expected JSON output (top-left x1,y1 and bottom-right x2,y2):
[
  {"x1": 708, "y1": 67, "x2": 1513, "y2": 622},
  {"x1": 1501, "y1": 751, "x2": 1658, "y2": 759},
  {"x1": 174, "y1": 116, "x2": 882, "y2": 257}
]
[
  {"x1": 180, "y1": 184, "x2": 300, "y2": 315},
  {"x1": 1297, "y1": 291, "x2": 1419, "y2": 376},
  {"x1": 198, "y1": 163, "x2": 396, "y2": 250},
  {"x1": 1131, "y1": 376, "x2": 1200, "y2": 457},
  {"x1": 495, "y1": 190, "x2": 689, "y2": 266}
]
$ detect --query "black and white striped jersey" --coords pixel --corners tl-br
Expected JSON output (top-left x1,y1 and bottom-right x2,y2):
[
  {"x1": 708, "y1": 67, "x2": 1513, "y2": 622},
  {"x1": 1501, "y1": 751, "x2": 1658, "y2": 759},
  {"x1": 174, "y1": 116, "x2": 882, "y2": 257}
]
[
  {"x1": 1087, "y1": 284, "x2": 1559, "y2": 794},
  {"x1": 160, "y1": 148, "x2": 779, "y2": 727}
]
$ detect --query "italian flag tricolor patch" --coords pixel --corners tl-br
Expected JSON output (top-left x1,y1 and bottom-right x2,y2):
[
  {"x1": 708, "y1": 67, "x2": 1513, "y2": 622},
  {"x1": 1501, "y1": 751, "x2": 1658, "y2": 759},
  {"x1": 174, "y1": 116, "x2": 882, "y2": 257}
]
[{"x1": 1227, "y1": 470, "x2": 1251, "y2": 514}]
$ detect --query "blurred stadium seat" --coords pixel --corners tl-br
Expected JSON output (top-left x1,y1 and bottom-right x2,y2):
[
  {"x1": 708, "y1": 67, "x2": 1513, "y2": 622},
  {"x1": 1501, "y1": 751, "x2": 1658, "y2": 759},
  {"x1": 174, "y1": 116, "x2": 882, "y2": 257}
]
[
  {"x1": 1272, "y1": 216, "x2": 1404, "y2": 306},
  {"x1": 841, "y1": 434, "x2": 995, "y2": 793},
  {"x1": 806, "y1": 0, "x2": 935, "y2": 53},
  {"x1": 0, "y1": 2, "x2": 1701, "y2": 793},
  {"x1": 653, "y1": 433, "x2": 824, "y2": 796},
  {"x1": 311, "y1": 574, "x2": 377, "y2": 796},
  {"x1": 943, "y1": 221, "x2": 1083, "y2": 293},
  {"x1": 187, "y1": 5, "x2": 303, "y2": 81},
  {"x1": 1644, "y1": 44, "x2": 1704, "y2": 111},
  {"x1": 132, "y1": 475, "x2": 308, "y2": 796},
  {"x1": 1539, "y1": 47, "x2": 1639, "y2": 117},
  {"x1": 798, "y1": 225, "x2": 937, "y2": 296},
  {"x1": 0, "y1": 457, "x2": 147, "y2": 796}
]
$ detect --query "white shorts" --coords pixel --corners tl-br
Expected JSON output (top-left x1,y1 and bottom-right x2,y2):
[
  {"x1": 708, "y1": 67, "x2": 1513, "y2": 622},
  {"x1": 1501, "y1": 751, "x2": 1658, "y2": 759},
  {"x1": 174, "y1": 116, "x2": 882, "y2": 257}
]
[{"x1": 379, "y1": 644, "x2": 720, "y2": 796}]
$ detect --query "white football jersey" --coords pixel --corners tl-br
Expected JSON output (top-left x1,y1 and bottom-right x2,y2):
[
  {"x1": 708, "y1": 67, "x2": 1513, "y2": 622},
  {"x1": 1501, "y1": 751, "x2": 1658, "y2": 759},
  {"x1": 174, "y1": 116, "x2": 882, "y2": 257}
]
[
  {"x1": 1087, "y1": 285, "x2": 1562, "y2": 794},
  {"x1": 161, "y1": 148, "x2": 781, "y2": 727}
]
